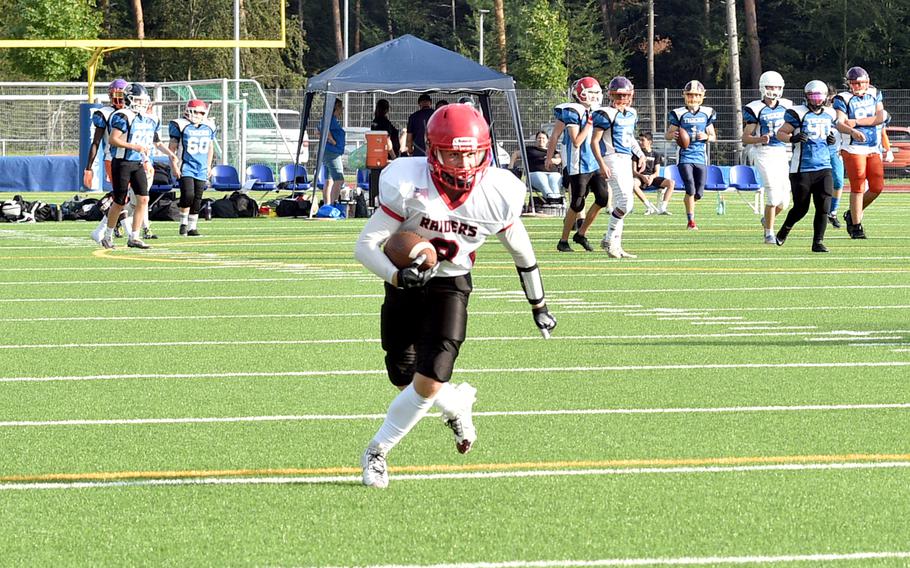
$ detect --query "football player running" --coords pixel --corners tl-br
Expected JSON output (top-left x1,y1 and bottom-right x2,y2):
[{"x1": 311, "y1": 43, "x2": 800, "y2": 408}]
[
  {"x1": 169, "y1": 99, "x2": 216, "y2": 236},
  {"x1": 551, "y1": 77, "x2": 609, "y2": 253},
  {"x1": 584, "y1": 76, "x2": 645, "y2": 258},
  {"x1": 742, "y1": 71, "x2": 793, "y2": 244},
  {"x1": 776, "y1": 80, "x2": 850, "y2": 252},
  {"x1": 833, "y1": 66, "x2": 886, "y2": 239},
  {"x1": 354, "y1": 104, "x2": 557, "y2": 488},
  {"x1": 665, "y1": 80, "x2": 717, "y2": 230},
  {"x1": 100, "y1": 83, "x2": 177, "y2": 249}
]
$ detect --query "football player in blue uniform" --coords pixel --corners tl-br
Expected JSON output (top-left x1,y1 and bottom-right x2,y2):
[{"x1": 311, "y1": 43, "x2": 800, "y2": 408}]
[
  {"x1": 586, "y1": 76, "x2": 646, "y2": 258},
  {"x1": 666, "y1": 80, "x2": 717, "y2": 230},
  {"x1": 552, "y1": 77, "x2": 609, "y2": 252},
  {"x1": 833, "y1": 66, "x2": 885, "y2": 238},
  {"x1": 99, "y1": 83, "x2": 177, "y2": 249},
  {"x1": 825, "y1": 84, "x2": 846, "y2": 229},
  {"x1": 742, "y1": 71, "x2": 793, "y2": 244},
  {"x1": 776, "y1": 80, "x2": 843, "y2": 252},
  {"x1": 168, "y1": 99, "x2": 216, "y2": 236}
]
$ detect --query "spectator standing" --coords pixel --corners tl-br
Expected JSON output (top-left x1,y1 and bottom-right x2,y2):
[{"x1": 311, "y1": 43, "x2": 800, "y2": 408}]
[
  {"x1": 319, "y1": 99, "x2": 346, "y2": 206},
  {"x1": 370, "y1": 99, "x2": 400, "y2": 159},
  {"x1": 405, "y1": 93, "x2": 435, "y2": 157}
]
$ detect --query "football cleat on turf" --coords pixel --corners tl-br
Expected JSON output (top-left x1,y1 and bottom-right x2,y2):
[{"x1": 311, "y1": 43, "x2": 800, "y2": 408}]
[
  {"x1": 444, "y1": 383, "x2": 477, "y2": 454},
  {"x1": 142, "y1": 227, "x2": 158, "y2": 240},
  {"x1": 126, "y1": 238, "x2": 150, "y2": 249},
  {"x1": 113, "y1": 226, "x2": 124, "y2": 238},
  {"x1": 775, "y1": 226, "x2": 790, "y2": 246},
  {"x1": 556, "y1": 240, "x2": 573, "y2": 253},
  {"x1": 360, "y1": 445, "x2": 389, "y2": 488},
  {"x1": 179, "y1": 224, "x2": 188, "y2": 236},
  {"x1": 764, "y1": 234, "x2": 778, "y2": 245},
  {"x1": 572, "y1": 232, "x2": 594, "y2": 252},
  {"x1": 90, "y1": 227, "x2": 105, "y2": 245},
  {"x1": 687, "y1": 220, "x2": 698, "y2": 231},
  {"x1": 187, "y1": 229, "x2": 202, "y2": 237},
  {"x1": 658, "y1": 209, "x2": 672, "y2": 215},
  {"x1": 851, "y1": 223, "x2": 867, "y2": 239},
  {"x1": 99, "y1": 237, "x2": 115, "y2": 250},
  {"x1": 811, "y1": 241, "x2": 829, "y2": 253},
  {"x1": 827, "y1": 213, "x2": 841, "y2": 229}
]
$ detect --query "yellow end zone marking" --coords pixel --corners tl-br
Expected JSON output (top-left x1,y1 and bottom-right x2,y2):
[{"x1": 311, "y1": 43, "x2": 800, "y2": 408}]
[{"x1": 3, "y1": 453, "x2": 909, "y2": 484}]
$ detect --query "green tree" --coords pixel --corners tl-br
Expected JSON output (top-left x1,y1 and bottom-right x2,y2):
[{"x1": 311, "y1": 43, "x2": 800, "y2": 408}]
[
  {"x1": 7, "y1": 0, "x2": 102, "y2": 80},
  {"x1": 513, "y1": 0, "x2": 567, "y2": 89}
]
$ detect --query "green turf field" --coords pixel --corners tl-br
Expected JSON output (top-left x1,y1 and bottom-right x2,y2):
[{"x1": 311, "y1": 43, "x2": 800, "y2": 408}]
[{"x1": 1, "y1": 195, "x2": 909, "y2": 567}]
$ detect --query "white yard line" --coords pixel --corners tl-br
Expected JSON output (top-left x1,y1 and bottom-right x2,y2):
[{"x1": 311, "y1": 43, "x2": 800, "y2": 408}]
[
  {"x1": 2, "y1": 361, "x2": 909, "y2": 384},
  {"x1": 0, "y1": 330, "x2": 904, "y2": 350},
  {"x1": 2, "y1": 402, "x2": 909, "y2": 428},
  {"x1": 2, "y1": 461, "x2": 910, "y2": 492}
]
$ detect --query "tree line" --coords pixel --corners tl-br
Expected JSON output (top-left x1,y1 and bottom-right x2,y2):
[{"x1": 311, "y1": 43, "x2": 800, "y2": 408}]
[{"x1": 1, "y1": 0, "x2": 908, "y2": 91}]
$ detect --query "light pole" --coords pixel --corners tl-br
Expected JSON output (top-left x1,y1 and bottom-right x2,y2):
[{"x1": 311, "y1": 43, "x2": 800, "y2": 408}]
[{"x1": 478, "y1": 9, "x2": 490, "y2": 65}]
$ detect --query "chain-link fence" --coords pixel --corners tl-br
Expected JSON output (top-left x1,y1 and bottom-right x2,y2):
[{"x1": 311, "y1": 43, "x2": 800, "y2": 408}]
[{"x1": 4, "y1": 82, "x2": 909, "y2": 170}]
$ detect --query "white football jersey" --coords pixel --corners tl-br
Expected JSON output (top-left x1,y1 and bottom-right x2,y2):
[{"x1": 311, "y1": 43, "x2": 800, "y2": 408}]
[{"x1": 378, "y1": 157, "x2": 526, "y2": 277}]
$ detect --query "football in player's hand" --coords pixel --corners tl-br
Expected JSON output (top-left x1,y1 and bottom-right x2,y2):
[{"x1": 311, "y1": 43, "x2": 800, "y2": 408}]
[
  {"x1": 677, "y1": 128, "x2": 691, "y2": 149},
  {"x1": 384, "y1": 231, "x2": 437, "y2": 270}
]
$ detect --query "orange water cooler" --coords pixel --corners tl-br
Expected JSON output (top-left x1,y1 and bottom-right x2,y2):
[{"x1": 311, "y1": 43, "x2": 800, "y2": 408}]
[{"x1": 365, "y1": 131, "x2": 390, "y2": 169}]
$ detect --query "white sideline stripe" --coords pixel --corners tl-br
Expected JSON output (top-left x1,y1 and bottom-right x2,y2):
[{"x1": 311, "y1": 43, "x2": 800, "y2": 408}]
[
  {"x1": 3, "y1": 461, "x2": 910, "y2": 492},
  {"x1": 321, "y1": 550, "x2": 910, "y2": 568},
  {"x1": 320, "y1": 551, "x2": 910, "y2": 568},
  {"x1": 0, "y1": 277, "x2": 376, "y2": 286},
  {"x1": 730, "y1": 326, "x2": 817, "y2": 331},
  {"x1": 0, "y1": 330, "x2": 904, "y2": 350},
  {"x1": 808, "y1": 336, "x2": 904, "y2": 342},
  {"x1": 3, "y1": 402, "x2": 909, "y2": 428},
  {"x1": 2, "y1": 361, "x2": 909, "y2": 384}
]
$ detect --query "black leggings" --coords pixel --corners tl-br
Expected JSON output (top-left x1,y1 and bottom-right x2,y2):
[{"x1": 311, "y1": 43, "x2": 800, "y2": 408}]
[
  {"x1": 179, "y1": 177, "x2": 206, "y2": 214},
  {"x1": 782, "y1": 170, "x2": 833, "y2": 243},
  {"x1": 678, "y1": 163, "x2": 706, "y2": 200}
]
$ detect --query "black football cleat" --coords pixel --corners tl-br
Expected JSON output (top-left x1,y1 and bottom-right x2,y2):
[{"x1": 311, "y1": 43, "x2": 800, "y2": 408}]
[
  {"x1": 179, "y1": 224, "x2": 188, "y2": 236},
  {"x1": 851, "y1": 223, "x2": 867, "y2": 239},
  {"x1": 572, "y1": 232, "x2": 594, "y2": 252},
  {"x1": 187, "y1": 229, "x2": 202, "y2": 237},
  {"x1": 775, "y1": 226, "x2": 790, "y2": 246},
  {"x1": 811, "y1": 241, "x2": 829, "y2": 253},
  {"x1": 827, "y1": 213, "x2": 841, "y2": 229},
  {"x1": 556, "y1": 240, "x2": 573, "y2": 253}
]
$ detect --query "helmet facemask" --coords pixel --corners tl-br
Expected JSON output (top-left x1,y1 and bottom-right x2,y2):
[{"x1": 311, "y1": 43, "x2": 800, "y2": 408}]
[
  {"x1": 572, "y1": 77, "x2": 603, "y2": 109},
  {"x1": 425, "y1": 104, "x2": 492, "y2": 196},
  {"x1": 184, "y1": 100, "x2": 209, "y2": 125}
]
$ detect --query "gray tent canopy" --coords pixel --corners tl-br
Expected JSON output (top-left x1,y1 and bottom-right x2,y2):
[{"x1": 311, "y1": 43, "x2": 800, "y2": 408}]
[{"x1": 296, "y1": 34, "x2": 534, "y2": 211}]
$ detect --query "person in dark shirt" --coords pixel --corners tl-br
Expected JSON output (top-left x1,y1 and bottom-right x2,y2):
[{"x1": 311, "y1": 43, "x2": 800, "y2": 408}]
[
  {"x1": 633, "y1": 132, "x2": 675, "y2": 215},
  {"x1": 509, "y1": 131, "x2": 563, "y2": 200},
  {"x1": 370, "y1": 99, "x2": 400, "y2": 159},
  {"x1": 405, "y1": 93, "x2": 435, "y2": 157}
]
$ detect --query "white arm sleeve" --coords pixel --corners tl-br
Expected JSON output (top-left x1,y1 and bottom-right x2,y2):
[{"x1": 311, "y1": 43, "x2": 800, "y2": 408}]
[
  {"x1": 631, "y1": 137, "x2": 645, "y2": 161},
  {"x1": 496, "y1": 220, "x2": 546, "y2": 304},
  {"x1": 354, "y1": 210, "x2": 401, "y2": 284}
]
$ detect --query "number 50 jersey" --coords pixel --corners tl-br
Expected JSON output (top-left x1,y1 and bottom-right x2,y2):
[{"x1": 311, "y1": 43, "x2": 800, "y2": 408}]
[
  {"x1": 169, "y1": 118, "x2": 217, "y2": 180},
  {"x1": 378, "y1": 158, "x2": 526, "y2": 278}
]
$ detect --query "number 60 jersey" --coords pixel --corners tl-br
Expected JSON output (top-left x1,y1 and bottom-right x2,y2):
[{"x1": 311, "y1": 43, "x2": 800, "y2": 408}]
[
  {"x1": 168, "y1": 117, "x2": 217, "y2": 180},
  {"x1": 378, "y1": 157, "x2": 527, "y2": 278}
]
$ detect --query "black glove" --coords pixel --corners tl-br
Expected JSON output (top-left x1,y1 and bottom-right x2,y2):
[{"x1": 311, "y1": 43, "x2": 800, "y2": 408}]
[
  {"x1": 791, "y1": 131, "x2": 809, "y2": 144},
  {"x1": 826, "y1": 131, "x2": 837, "y2": 145},
  {"x1": 396, "y1": 254, "x2": 437, "y2": 289},
  {"x1": 532, "y1": 305, "x2": 557, "y2": 338}
]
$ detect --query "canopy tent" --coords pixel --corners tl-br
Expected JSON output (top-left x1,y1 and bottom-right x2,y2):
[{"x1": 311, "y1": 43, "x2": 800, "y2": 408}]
[{"x1": 296, "y1": 34, "x2": 534, "y2": 211}]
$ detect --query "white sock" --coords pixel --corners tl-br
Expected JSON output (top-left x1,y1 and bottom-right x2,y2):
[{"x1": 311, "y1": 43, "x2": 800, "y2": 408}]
[
  {"x1": 121, "y1": 216, "x2": 133, "y2": 234},
  {"x1": 188, "y1": 214, "x2": 199, "y2": 231},
  {"x1": 180, "y1": 212, "x2": 189, "y2": 225},
  {"x1": 96, "y1": 216, "x2": 108, "y2": 233},
  {"x1": 658, "y1": 201, "x2": 667, "y2": 213},
  {"x1": 104, "y1": 227, "x2": 114, "y2": 239},
  {"x1": 765, "y1": 229, "x2": 773, "y2": 237},
  {"x1": 131, "y1": 230, "x2": 140, "y2": 241},
  {"x1": 370, "y1": 383, "x2": 435, "y2": 453},
  {"x1": 431, "y1": 382, "x2": 460, "y2": 419},
  {"x1": 605, "y1": 215, "x2": 623, "y2": 242}
]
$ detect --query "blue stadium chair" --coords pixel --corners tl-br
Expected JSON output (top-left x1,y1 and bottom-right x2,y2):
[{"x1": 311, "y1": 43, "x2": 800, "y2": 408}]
[
  {"x1": 356, "y1": 168, "x2": 371, "y2": 191},
  {"x1": 663, "y1": 165, "x2": 685, "y2": 191},
  {"x1": 245, "y1": 164, "x2": 278, "y2": 191},
  {"x1": 278, "y1": 164, "x2": 311, "y2": 194},
  {"x1": 729, "y1": 164, "x2": 765, "y2": 214},
  {"x1": 210, "y1": 164, "x2": 242, "y2": 191},
  {"x1": 705, "y1": 165, "x2": 728, "y2": 191}
]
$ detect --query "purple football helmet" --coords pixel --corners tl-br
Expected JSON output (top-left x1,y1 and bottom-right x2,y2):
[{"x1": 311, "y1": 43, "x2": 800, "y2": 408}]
[
  {"x1": 846, "y1": 66, "x2": 870, "y2": 96},
  {"x1": 608, "y1": 76, "x2": 634, "y2": 107}
]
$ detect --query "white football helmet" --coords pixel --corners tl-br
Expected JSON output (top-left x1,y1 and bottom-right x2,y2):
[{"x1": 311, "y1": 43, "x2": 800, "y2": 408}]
[
  {"x1": 123, "y1": 83, "x2": 150, "y2": 112},
  {"x1": 759, "y1": 71, "x2": 785, "y2": 101}
]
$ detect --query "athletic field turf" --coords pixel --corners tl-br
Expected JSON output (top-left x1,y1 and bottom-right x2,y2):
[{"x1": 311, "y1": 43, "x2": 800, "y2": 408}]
[{"x1": 1, "y1": 194, "x2": 909, "y2": 567}]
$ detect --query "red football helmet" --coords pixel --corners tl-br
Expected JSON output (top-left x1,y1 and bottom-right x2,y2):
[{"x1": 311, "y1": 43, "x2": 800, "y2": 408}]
[
  {"x1": 184, "y1": 99, "x2": 209, "y2": 125},
  {"x1": 571, "y1": 77, "x2": 603, "y2": 108},
  {"x1": 426, "y1": 104, "x2": 492, "y2": 195}
]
